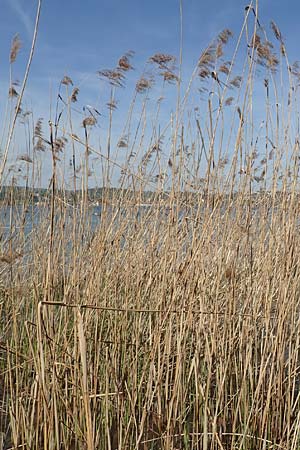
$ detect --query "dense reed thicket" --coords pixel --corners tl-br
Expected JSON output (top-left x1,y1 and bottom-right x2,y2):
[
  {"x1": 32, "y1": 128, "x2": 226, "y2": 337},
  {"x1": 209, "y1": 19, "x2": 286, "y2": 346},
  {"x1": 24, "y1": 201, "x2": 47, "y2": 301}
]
[{"x1": 1, "y1": 2, "x2": 300, "y2": 449}]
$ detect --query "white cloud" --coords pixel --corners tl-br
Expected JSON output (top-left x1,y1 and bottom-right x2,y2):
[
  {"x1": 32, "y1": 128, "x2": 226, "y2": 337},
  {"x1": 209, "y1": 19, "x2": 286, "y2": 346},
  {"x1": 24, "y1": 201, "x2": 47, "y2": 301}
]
[{"x1": 7, "y1": 0, "x2": 33, "y2": 39}]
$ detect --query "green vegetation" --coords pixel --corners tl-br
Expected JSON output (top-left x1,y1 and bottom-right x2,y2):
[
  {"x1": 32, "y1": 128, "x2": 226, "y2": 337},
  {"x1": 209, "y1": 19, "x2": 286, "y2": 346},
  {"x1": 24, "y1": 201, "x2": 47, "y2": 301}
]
[{"x1": 2, "y1": 3, "x2": 300, "y2": 449}]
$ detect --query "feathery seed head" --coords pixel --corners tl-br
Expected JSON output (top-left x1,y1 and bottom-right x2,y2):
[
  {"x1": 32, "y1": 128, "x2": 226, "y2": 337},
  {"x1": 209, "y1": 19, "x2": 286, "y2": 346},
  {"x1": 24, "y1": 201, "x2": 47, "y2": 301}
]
[
  {"x1": 162, "y1": 71, "x2": 178, "y2": 83},
  {"x1": 10, "y1": 34, "x2": 21, "y2": 63},
  {"x1": 218, "y1": 29, "x2": 233, "y2": 44},
  {"x1": 54, "y1": 137, "x2": 67, "y2": 153},
  {"x1": 118, "y1": 52, "x2": 134, "y2": 71},
  {"x1": 61, "y1": 75, "x2": 73, "y2": 86},
  {"x1": 230, "y1": 76, "x2": 242, "y2": 88},
  {"x1": 270, "y1": 21, "x2": 283, "y2": 43},
  {"x1": 82, "y1": 116, "x2": 97, "y2": 127},
  {"x1": 9, "y1": 87, "x2": 19, "y2": 98},
  {"x1": 149, "y1": 53, "x2": 176, "y2": 68},
  {"x1": 97, "y1": 69, "x2": 125, "y2": 87},
  {"x1": 71, "y1": 87, "x2": 79, "y2": 102},
  {"x1": 225, "y1": 96, "x2": 234, "y2": 106},
  {"x1": 18, "y1": 154, "x2": 33, "y2": 163},
  {"x1": 136, "y1": 76, "x2": 153, "y2": 93}
]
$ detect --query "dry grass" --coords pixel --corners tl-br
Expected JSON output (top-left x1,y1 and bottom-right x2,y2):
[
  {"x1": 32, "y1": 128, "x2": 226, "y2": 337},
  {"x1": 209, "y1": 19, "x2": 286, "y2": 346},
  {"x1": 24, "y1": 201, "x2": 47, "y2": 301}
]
[{"x1": 1, "y1": 3, "x2": 300, "y2": 449}]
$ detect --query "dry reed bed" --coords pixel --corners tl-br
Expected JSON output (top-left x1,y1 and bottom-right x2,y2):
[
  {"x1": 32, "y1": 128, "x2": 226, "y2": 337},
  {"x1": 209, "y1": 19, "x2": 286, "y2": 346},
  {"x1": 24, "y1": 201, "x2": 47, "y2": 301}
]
[
  {"x1": 1, "y1": 193, "x2": 300, "y2": 449},
  {"x1": 2, "y1": 2, "x2": 300, "y2": 448}
]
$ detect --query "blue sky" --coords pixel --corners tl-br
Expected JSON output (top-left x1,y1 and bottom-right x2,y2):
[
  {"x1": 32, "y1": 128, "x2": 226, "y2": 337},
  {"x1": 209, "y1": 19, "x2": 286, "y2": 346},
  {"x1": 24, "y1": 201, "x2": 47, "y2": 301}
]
[
  {"x1": 1, "y1": 0, "x2": 300, "y2": 188},
  {"x1": 3, "y1": 0, "x2": 299, "y2": 82}
]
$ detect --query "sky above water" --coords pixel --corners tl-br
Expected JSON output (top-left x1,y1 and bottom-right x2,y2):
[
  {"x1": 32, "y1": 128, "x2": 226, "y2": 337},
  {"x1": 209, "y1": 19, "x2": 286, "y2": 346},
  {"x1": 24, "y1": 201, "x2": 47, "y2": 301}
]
[{"x1": 1, "y1": 0, "x2": 300, "y2": 187}]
